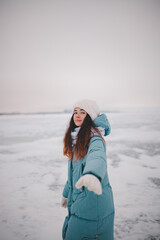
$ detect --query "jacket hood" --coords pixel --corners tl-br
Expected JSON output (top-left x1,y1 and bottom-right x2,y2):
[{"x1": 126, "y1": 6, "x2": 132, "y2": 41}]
[{"x1": 93, "y1": 113, "x2": 111, "y2": 136}]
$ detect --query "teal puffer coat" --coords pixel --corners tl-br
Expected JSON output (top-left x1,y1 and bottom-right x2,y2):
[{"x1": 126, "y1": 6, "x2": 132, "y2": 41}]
[{"x1": 62, "y1": 113, "x2": 115, "y2": 237}]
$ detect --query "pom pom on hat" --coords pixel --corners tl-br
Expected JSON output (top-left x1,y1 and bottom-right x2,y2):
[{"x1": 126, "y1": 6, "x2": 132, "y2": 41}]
[{"x1": 73, "y1": 99, "x2": 100, "y2": 120}]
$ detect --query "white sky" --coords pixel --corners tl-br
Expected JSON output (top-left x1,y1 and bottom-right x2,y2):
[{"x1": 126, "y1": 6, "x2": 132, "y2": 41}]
[{"x1": 0, "y1": 0, "x2": 160, "y2": 113}]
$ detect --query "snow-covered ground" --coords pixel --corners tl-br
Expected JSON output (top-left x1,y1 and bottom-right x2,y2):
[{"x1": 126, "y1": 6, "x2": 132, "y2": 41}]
[{"x1": 0, "y1": 108, "x2": 160, "y2": 240}]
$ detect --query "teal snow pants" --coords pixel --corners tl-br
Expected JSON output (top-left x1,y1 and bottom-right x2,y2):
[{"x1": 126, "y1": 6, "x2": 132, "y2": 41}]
[{"x1": 62, "y1": 212, "x2": 114, "y2": 240}]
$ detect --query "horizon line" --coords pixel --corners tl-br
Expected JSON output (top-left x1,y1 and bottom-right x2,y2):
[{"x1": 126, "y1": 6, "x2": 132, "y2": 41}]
[{"x1": 0, "y1": 106, "x2": 160, "y2": 115}]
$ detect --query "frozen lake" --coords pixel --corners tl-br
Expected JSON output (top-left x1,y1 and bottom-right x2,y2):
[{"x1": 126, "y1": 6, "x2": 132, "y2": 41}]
[{"x1": 0, "y1": 108, "x2": 160, "y2": 240}]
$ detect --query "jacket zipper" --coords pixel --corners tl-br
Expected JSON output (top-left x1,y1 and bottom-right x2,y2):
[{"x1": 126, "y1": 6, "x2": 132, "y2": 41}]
[{"x1": 81, "y1": 164, "x2": 85, "y2": 191}]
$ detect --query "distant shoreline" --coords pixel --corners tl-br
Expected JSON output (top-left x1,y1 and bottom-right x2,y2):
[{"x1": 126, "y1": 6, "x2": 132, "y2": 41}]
[
  {"x1": 0, "y1": 107, "x2": 160, "y2": 116},
  {"x1": 0, "y1": 110, "x2": 120, "y2": 116}
]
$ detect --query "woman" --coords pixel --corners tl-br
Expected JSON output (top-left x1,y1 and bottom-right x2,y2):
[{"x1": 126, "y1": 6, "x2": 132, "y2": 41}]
[{"x1": 61, "y1": 99, "x2": 115, "y2": 240}]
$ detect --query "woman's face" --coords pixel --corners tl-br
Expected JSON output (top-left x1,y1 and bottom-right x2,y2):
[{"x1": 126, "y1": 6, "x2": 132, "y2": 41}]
[{"x1": 73, "y1": 107, "x2": 87, "y2": 127}]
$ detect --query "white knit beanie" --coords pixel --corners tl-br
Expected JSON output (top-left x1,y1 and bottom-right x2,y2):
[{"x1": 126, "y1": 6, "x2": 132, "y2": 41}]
[{"x1": 73, "y1": 99, "x2": 100, "y2": 120}]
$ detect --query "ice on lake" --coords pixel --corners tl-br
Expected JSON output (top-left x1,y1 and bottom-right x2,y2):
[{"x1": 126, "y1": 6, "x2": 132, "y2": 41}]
[{"x1": 0, "y1": 108, "x2": 160, "y2": 240}]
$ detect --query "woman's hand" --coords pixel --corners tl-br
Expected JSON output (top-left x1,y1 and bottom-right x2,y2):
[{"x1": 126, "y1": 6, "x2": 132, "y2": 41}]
[
  {"x1": 75, "y1": 174, "x2": 102, "y2": 195},
  {"x1": 61, "y1": 196, "x2": 68, "y2": 208}
]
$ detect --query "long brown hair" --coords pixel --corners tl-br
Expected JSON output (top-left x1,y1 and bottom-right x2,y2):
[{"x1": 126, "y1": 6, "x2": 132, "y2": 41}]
[{"x1": 63, "y1": 113, "x2": 106, "y2": 161}]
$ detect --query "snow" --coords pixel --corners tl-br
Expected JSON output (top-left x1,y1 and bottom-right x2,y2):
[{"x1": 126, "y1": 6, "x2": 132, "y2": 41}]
[{"x1": 0, "y1": 109, "x2": 160, "y2": 240}]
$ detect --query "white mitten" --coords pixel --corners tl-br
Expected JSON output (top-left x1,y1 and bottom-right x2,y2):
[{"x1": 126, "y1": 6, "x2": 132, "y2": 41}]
[
  {"x1": 75, "y1": 174, "x2": 102, "y2": 195},
  {"x1": 61, "y1": 196, "x2": 68, "y2": 208}
]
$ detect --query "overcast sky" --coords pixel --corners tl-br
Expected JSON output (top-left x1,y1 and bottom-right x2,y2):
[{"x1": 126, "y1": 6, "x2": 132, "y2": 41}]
[{"x1": 0, "y1": 0, "x2": 160, "y2": 113}]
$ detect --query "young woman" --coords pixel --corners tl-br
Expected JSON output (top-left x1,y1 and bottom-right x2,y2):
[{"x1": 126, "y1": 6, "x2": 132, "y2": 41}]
[{"x1": 61, "y1": 99, "x2": 115, "y2": 240}]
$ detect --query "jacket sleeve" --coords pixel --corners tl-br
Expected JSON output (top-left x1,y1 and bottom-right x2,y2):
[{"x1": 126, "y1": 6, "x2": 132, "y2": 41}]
[
  {"x1": 83, "y1": 138, "x2": 107, "y2": 181},
  {"x1": 62, "y1": 180, "x2": 70, "y2": 198}
]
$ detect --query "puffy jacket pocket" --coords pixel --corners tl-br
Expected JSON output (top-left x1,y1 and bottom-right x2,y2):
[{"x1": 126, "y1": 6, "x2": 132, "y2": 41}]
[{"x1": 72, "y1": 187, "x2": 86, "y2": 202}]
